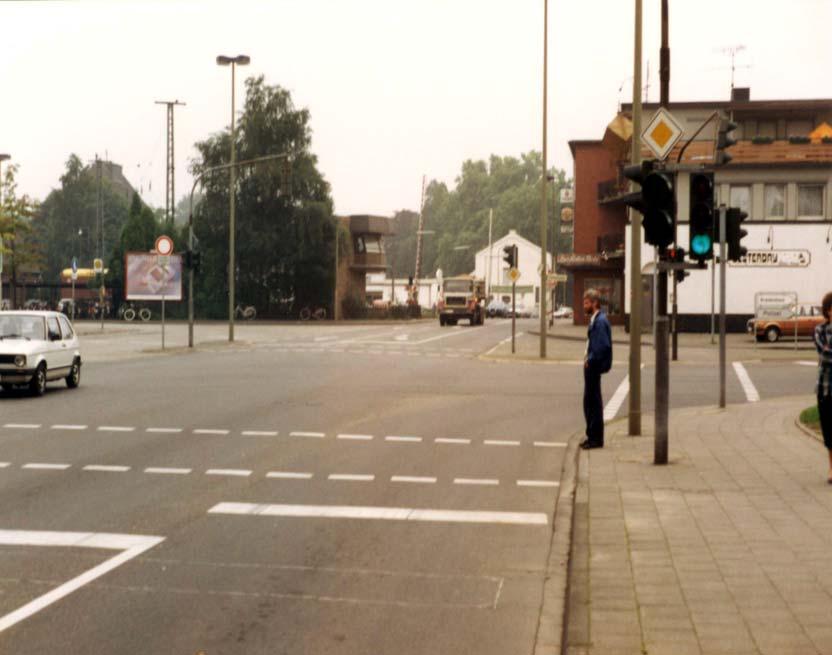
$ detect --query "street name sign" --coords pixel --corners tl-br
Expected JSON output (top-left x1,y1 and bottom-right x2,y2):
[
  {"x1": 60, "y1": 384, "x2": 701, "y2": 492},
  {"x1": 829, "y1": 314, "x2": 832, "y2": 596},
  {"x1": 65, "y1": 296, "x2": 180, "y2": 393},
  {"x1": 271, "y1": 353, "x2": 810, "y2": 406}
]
[{"x1": 642, "y1": 107, "x2": 684, "y2": 161}]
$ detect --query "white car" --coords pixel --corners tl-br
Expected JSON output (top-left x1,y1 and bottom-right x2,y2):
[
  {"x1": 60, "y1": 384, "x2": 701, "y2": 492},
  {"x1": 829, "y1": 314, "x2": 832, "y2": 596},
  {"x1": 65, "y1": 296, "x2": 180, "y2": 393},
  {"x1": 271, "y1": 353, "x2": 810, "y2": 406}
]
[
  {"x1": 0, "y1": 311, "x2": 82, "y2": 396},
  {"x1": 552, "y1": 306, "x2": 574, "y2": 319}
]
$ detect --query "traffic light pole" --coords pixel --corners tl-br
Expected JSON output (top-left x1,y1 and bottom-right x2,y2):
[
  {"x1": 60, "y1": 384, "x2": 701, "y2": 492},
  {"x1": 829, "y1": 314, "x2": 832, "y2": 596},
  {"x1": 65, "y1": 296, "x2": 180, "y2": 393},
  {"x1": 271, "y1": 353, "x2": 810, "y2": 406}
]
[
  {"x1": 719, "y1": 204, "x2": 727, "y2": 409},
  {"x1": 511, "y1": 281, "x2": 516, "y2": 354}
]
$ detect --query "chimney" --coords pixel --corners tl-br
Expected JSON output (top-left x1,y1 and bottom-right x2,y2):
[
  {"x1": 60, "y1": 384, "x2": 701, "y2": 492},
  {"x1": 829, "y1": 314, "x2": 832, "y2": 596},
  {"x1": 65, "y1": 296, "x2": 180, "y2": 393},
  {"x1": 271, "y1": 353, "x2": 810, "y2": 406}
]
[{"x1": 731, "y1": 87, "x2": 750, "y2": 102}]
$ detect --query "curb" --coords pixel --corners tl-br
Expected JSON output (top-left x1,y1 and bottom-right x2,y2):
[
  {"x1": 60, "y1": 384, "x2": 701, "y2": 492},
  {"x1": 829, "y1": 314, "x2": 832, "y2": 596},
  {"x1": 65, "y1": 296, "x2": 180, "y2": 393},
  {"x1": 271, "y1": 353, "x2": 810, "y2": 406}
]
[
  {"x1": 794, "y1": 415, "x2": 823, "y2": 445},
  {"x1": 533, "y1": 428, "x2": 582, "y2": 655}
]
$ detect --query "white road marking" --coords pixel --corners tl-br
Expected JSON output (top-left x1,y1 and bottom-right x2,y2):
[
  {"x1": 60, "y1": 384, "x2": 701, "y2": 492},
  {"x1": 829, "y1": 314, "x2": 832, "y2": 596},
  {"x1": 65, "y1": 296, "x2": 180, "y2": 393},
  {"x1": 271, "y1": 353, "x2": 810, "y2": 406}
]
[
  {"x1": 328, "y1": 474, "x2": 375, "y2": 482},
  {"x1": 97, "y1": 426, "x2": 135, "y2": 432},
  {"x1": 454, "y1": 478, "x2": 499, "y2": 486},
  {"x1": 194, "y1": 429, "x2": 230, "y2": 435},
  {"x1": 206, "y1": 468, "x2": 252, "y2": 477},
  {"x1": 483, "y1": 333, "x2": 525, "y2": 357},
  {"x1": 484, "y1": 440, "x2": 520, "y2": 447},
  {"x1": 0, "y1": 530, "x2": 164, "y2": 634},
  {"x1": 435, "y1": 437, "x2": 471, "y2": 445},
  {"x1": 51, "y1": 424, "x2": 87, "y2": 431},
  {"x1": 534, "y1": 441, "x2": 567, "y2": 448},
  {"x1": 797, "y1": 360, "x2": 817, "y2": 367},
  {"x1": 144, "y1": 467, "x2": 191, "y2": 475},
  {"x1": 266, "y1": 471, "x2": 314, "y2": 479},
  {"x1": 517, "y1": 480, "x2": 560, "y2": 488},
  {"x1": 385, "y1": 435, "x2": 422, "y2": 443},
  {"x1": 732, "y1": 362, "x2": 760, "y2": 402},
  {"x1": 3, "y1": 423, "x2": 40, "y2": 429},
  {"x1": 146, "y1": 427, "x2": 183, "y2": 434},
  {"x1": 336, "y1": 434, "x2": 374, "y2": 441},
  {"x1": 22, "y1": 463, "x2": 70, "y2": 470},
  {"x1": 391, "y1": 476, "x2": 437, "y2": 484},
  {"x1": 209, "y1": 502, "x2": 548, "y2": 525},
  {"x1": 290, "y1": 431, "x2": 326, "y2": 438},
  {"x1": 0, "y1": 462, "x2": 10, "y2": 468},
  {"x1": 604, "y1": 374, "x2": 630, "y2": 422},
  {"x1": 83, "y1": 465, "x2": 130, "y2": 472},
  {"x1": 241, "y1": 430, "x2": 278, "y2": 437}
]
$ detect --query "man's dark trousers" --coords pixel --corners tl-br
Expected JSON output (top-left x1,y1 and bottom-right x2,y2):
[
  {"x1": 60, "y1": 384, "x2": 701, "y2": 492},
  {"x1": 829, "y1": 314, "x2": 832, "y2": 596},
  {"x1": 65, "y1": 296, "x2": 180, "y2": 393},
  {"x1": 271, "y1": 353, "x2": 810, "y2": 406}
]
[{"x1": 584, "y1": 366, "x2": 604, "y2": 446}]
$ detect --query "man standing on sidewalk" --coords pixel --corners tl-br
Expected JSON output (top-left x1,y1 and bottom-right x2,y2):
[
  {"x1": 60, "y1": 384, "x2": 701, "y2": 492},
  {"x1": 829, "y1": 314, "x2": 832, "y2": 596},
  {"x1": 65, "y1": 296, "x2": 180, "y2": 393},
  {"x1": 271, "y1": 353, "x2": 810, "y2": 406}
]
[
  {"x1": 815, "y1": 291, "x2": 832, "y2": 482},
  {"x1": 581, "y1": 289, "x2": 612, "y2": 450}
]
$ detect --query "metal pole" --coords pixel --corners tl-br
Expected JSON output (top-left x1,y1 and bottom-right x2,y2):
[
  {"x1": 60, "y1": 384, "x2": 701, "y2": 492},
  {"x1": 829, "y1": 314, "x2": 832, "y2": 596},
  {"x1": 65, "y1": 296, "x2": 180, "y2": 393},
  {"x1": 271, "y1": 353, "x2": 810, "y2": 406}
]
[
  {"x1": 671, "y1": 274, "x2": 678, "y2": 361},
  {"x1": 539, "y1": 0, "x2": 549, "y2": 358},
  {"x1": 487, "y1": 208, "x2": 493, "y2": 299},
  {"x1": 161, "y1": 294, "x2": 166, "y2": 350},
  {"x1": 710, "y1": 258, "x2": 715, "y2": 344},
  {"x1": 71, "y1": 278, "x2": 75, "y2": 321},
  {"x1": 654, "y1": 0, "x2": 670, "y2": 465},
  {"x1": 628, "y1": 0, "x2": 643, "y2": 436},
  {"x1": 97, "y1": 157, "x2": 104, "y2": 331},
  {"x1": 333, "y1": 227, "x2": 339, "y2": 320},
  {"x1": 228, "y1": 62, "x2": 237, "y2": 343},
  {"x1": 512, "y1": 281, "x2": 516, "y2": 354},
  {"x1": 719, "y1": 205, "x2": 727, "y2": 408}
]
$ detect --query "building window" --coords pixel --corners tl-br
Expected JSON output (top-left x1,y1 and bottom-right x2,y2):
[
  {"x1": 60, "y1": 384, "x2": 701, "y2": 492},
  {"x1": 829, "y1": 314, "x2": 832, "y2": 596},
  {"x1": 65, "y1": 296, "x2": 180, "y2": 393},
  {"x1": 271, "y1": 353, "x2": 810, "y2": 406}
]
[
  {"x1": 786, "y1": 120, "x2": 813, "y2": 137},
  {"x1": 764, "y1": 184, "x2": 785, "y2": 220},
  {"x1": 797, "y1": 185, "x2": 824, "y2": 219},
  {"x1": 363, "y1": 235, "x2": 383, "y2": 253},
  {"x1": 757, "y1": 121, "x2": 776, "y2": 139},
  {"x1": 729, "y1": 186, "x2": 751, "y2": 218},
  {"x1": 585, "y1": 277, "x2": 622, "y2": 316}
]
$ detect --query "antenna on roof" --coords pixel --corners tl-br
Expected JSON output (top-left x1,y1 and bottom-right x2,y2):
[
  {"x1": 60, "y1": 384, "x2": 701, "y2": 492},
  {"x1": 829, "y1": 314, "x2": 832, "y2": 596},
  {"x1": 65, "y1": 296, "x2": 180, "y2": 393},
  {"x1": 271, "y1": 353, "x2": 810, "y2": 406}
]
[{"x1": 715, "y1": 45, "x2": 751, "y2": 94}]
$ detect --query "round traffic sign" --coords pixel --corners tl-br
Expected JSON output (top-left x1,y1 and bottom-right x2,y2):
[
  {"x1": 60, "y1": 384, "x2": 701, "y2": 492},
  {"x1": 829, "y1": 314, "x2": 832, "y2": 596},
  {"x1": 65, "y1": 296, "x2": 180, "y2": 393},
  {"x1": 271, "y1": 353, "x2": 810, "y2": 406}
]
[{"x1": 155, "y1": 235, "x2": 174, "y2": 256}]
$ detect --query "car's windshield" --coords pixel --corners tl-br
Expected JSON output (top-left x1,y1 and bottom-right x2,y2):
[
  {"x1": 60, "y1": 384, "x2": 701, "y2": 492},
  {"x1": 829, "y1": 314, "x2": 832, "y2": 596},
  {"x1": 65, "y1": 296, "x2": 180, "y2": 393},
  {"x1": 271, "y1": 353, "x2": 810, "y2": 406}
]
[
  {"x1": 444, "y1": 280, "x2": 471, "y2": 293},
  {"x1": 0, "y1": 314, "x2": 45, "y2": 340}
]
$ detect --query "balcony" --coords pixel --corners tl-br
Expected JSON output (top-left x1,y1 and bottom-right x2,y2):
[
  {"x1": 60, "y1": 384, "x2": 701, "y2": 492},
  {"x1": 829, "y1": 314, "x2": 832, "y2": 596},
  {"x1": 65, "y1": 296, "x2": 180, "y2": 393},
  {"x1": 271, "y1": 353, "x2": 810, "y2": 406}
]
[
  {"x1": 351, "y1": 252, "x2": 387, "y2": 271},
  {"x1": 597, "y1": 233, "x2": 625, "y2": 256}
]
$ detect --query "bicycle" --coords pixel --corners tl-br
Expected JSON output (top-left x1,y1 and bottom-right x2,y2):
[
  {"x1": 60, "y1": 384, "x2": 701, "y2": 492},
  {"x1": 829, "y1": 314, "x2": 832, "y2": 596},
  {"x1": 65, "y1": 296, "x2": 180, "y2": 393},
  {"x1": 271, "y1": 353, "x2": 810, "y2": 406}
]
[
  {"x1": 299, "y1": 305, "x2": 327, "y2": 321},
  {"x1": 119, "y1": 303, "x2": 151, "y2": 322},
  {"x1": 234, "y1": 304, "x2": 257, "y2": 320}
]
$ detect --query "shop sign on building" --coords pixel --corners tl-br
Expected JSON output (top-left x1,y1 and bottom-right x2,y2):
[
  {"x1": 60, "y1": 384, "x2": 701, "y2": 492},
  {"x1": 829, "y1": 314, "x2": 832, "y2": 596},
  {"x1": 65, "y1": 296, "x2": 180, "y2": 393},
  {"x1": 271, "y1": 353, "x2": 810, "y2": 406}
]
[{"x1": 729, "y1": 250, "x2": 811, "y2": 268}]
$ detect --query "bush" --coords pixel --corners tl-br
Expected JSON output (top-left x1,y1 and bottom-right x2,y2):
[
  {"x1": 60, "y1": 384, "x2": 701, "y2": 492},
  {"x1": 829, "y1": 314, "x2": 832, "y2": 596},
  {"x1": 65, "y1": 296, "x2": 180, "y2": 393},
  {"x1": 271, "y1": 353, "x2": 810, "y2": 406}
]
[
  {"x1": 800, "y1": 405, "x2": 821, "y2": 433},
  {"x1": 342, "y1": 293, "x2": 368, "y2": 320}
]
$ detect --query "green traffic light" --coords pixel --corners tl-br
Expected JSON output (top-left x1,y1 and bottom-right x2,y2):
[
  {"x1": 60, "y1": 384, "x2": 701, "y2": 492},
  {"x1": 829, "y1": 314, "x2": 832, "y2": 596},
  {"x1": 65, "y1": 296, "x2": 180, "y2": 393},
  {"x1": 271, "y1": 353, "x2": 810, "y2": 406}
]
[{"x1": 691, "y1": 234, "x2": 712, "y2": 256}]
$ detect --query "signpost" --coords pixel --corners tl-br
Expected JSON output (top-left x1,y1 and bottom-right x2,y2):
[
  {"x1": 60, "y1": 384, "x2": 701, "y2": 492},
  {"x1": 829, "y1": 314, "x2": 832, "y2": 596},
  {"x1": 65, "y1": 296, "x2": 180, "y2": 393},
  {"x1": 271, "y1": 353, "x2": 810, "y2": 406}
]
[
  {"x1": 70, "y1": 257, "x2": 78, "y2": 321},
  {"x1": 509, "y1": 267, "x2": 520, "y2": 353},
  {"x1": 154, "y1": 236, "x2": 175, "y2": 350},
  {"x1": 0, "y1": 235, "x2": 3, "y2": 310}
]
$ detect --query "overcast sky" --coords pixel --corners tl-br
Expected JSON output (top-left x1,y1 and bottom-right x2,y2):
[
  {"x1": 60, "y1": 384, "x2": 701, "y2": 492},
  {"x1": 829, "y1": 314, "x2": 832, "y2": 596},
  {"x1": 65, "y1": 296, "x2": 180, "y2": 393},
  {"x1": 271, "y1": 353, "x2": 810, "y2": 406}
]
[{"x1": 2, "y1": 0, "x2": 830, "y2": 216}]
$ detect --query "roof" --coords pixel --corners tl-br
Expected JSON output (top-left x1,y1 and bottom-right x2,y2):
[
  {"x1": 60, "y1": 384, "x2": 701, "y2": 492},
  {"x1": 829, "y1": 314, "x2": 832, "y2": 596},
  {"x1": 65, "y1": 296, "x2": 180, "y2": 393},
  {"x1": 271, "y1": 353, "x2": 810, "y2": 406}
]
[
  {"x1": 621, "y1": 98, "x2": 832, "y2": 114},
  {"x1": 568, "y1": 140, "x2": 603, "y2": 157},
  {"x1": 651, "y1": 139, "x2": 832, "y2": 167}
]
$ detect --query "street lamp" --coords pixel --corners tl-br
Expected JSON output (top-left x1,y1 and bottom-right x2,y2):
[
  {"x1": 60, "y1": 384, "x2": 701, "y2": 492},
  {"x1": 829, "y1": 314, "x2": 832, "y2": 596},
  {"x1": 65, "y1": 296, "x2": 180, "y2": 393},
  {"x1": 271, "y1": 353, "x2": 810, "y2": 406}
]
[{"x1": 216, "y1": 53, "x2": 250, "y2": 342}]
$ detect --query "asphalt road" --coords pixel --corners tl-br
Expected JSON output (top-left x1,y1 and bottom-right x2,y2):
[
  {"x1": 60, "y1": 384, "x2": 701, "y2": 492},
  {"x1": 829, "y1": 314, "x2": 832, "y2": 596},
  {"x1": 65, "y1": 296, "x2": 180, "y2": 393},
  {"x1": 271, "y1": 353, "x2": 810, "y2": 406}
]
[{"x1": 0, "y1": 318, "x2": 818, "y2": 653}]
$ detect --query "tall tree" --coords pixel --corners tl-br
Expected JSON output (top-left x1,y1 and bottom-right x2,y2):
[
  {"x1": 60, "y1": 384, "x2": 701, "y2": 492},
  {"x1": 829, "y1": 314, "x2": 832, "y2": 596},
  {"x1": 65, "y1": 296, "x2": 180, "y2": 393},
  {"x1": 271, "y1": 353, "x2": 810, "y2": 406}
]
[
  {"x1": 32, "y1": 154, "x2": 130, "y2": 281},
  {"x1": 108, "y1": 192, "x2": 160, "y2": 297},
  {"x1": 191, "y1": 75, "x2": 335, "y2": 318},
  {"x1": 0, "y1": 164, "x2": 41, "y2": 308}
]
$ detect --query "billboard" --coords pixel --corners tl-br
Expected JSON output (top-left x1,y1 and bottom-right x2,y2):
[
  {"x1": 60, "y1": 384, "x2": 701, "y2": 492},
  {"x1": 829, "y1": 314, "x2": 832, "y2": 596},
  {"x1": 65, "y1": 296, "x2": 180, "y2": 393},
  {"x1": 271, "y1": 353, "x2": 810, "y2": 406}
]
[{"x1": 125, "y1": 252, "x2": 183, "y2": 301}]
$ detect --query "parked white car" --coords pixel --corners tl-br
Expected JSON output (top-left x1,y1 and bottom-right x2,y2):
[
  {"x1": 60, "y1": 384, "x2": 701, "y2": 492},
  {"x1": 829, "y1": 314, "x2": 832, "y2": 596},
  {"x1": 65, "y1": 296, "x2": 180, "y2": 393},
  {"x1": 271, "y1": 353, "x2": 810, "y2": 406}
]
[{"x1": 0, "y1": 311, "x2": 82, "y2": 396}]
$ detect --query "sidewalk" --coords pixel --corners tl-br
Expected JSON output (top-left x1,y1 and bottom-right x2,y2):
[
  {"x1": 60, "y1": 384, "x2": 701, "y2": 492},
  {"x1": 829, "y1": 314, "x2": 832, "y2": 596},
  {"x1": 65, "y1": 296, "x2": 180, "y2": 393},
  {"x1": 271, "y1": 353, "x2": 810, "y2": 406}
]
[{"x1": 565, "y1": 396, "x2": 832, "y2": 655}]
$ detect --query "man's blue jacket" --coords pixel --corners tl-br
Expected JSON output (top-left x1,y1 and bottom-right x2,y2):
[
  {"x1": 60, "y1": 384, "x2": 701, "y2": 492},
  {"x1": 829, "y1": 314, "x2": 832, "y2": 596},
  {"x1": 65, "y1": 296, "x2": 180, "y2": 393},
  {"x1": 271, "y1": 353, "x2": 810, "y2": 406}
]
[{"x1": 586, "y1": 310, "x2": 613, "y2": 374}]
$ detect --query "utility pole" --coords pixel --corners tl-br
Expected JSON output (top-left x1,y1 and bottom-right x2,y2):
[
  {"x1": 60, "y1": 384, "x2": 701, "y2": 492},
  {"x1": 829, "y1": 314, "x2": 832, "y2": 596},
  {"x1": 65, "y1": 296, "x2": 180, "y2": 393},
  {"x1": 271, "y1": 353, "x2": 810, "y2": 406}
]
[
  {"x1": 486, "y1": 208, "x2": 493, "y2": 298},
  {"x1": 628, "y1": 0, "x2": 643, "y2": 436},
  {"x1": 654, "y1": 0, "x2": 670, "y2": 465},
  {"x1": 155, "y1": 100, "x2": 186, "y2": 225},
  {"x1": 96, "y1": 156, "x2": 105, "y2": 330},
  {"x1": 539, "y1": 0, "x2": 549, "y2": 359},
  {"x1": 412, "y1": 175, "x2": 427, "y2": 304}
]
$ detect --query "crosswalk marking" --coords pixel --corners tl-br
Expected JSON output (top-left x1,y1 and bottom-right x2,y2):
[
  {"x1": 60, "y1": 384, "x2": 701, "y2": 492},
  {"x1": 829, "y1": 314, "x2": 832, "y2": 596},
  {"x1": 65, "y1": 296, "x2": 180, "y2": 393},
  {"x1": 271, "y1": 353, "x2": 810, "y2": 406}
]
[{"x1": 732, "y1": 362, "x2": 760, "y2": 402}]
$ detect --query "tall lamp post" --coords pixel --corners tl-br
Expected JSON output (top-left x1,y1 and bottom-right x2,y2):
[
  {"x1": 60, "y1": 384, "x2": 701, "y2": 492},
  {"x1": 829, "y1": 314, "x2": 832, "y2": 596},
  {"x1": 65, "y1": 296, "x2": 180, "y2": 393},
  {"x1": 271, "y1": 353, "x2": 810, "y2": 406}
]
[
  {"x1": 0, "y1": 154, "x2": 9, "y2": 310},
  {"x1": 216, "y1": 54, "x2": 250, "y2": 342}
]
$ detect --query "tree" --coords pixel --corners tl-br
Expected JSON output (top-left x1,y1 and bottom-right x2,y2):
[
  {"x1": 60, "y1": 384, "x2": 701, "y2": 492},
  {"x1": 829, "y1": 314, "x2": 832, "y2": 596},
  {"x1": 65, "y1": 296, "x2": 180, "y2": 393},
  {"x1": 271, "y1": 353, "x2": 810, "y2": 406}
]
[
  {"x1": 108, "y1": 192, "x2": 160, "y2": 300},
  {"x1": 386, "y1": 152, "x2": 570, "y2": 277},
  {"x1": 32, "y1": 154, "x2": 130, "y2": 282},
  {"x1": 0, "y1": 164, "x2": 41, "y2": 308},
  {"x1": 191, "y1": 76, "x2": 335, "y2": 318}
]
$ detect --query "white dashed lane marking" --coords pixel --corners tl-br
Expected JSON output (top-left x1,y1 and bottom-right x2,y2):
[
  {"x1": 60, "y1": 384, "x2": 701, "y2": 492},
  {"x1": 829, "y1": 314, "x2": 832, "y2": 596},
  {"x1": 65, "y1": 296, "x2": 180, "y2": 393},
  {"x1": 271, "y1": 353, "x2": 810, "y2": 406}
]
[
  {"x1": 484, "y1": 440, "x2": 520, "y2": 447},
  {"x1": 83, "y1": 465, "x2": 131, "y2": 472},
  {"x1": 517, "y1": 480, "x2": 560, "y2": 488},
  {"x1": 391, "y1": 476, "x2": 437, "y2": 484},
  {"x1": 146, "y1": 428, "x2": 183, "y2": 434},
  {"x1": 51, "y1": 425, "x2": 87, "y2": 431},
  {"x1": 194, "y1": 429, "x2": 230, "y2": 435},
  {"x1": 145, "y1": 467, "x2": 192, "y2": 475},
  {"x1": 454, "y1": 478, "x2": 500, "y2": 486},
  {"x1": 206, "y1": 469, "x2": 252, "y2": 477},
  {"x1": 97, "y1": 426, "x2": 135, "y2": 433},
  {"x1": 534, "y1": 441, "x2": 567, "y2": 448},
  {"x1": 266, "y1": 471, "x2": 314, "y2": 479},
  {"x1": 385, "y1": 436, "x2": 422, "y2": 443},
  {"x1": 3, "y1": 424, "x2": 40, "y2": 429},
  {"x1": 290, "y1": 431, "x2": 326, "y2": 439},
  {"x1": 0, "y1": 463, "x2": 10, "y2": 468},
  {"x1": 22, "y1": 463, "x2": 71, "y2": 470},
  {"x1": 328, "y1": 474, "x2": 375, "y2": 482},
  {"x1": 336, "y1": 434, "x2": 374, "y2": 441},
  {"x1": 436, "y1": 438, "x2": 471, "y2": 445},
  {"x1": 241, "y1": 430, "x2": 278, "y2": 437}
]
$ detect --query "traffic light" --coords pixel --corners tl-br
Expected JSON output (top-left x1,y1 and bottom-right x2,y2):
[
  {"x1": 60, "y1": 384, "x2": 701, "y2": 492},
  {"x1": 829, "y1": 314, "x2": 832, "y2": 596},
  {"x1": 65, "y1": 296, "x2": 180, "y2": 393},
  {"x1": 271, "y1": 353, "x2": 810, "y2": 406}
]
[
  {"x1": 666, "y1": 246, "x2": 688, "y2": 284},
  {"x1": 623, "y1": 160, "x2": 676, "y2": 250},
  {"x1": 688, "y1": 172, "x2": 714, "y2": 262},
  {"x1": 725, "y1": 207, "x2": 748, "y2": 262},
  {"x1": 502, "y1": 245, "x2": 517, "y2": 268},
  {"x1": 715, "y1": 119, "x2": 737, "y2": 166}
]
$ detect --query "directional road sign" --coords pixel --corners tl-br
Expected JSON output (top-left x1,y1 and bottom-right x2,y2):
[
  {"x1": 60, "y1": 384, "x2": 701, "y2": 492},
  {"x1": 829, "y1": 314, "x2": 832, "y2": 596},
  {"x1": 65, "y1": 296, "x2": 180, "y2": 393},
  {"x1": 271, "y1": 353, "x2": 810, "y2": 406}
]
[{"x1": 642, "y1": 107, "x2": 684, "y2": 161}]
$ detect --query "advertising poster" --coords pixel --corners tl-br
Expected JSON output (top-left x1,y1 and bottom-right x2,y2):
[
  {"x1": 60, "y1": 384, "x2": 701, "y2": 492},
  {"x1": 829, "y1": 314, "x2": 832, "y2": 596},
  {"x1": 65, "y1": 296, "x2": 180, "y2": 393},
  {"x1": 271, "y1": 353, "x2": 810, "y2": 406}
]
[{"x1": 125, "y1": 252, "x2": 183, "y2": 301}]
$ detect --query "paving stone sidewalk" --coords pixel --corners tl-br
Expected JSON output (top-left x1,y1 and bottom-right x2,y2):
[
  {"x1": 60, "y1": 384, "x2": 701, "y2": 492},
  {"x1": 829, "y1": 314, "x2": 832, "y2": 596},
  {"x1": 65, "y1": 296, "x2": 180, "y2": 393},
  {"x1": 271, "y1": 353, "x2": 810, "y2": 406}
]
[{"x1": 566, "y1": 395, "x2": 832, "y2": 655}]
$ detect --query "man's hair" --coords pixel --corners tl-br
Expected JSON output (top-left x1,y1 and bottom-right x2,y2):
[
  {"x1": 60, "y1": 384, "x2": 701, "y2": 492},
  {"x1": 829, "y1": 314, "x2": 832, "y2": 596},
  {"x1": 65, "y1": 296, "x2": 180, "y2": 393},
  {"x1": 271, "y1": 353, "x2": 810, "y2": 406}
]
[
  {"x1": 822, "y1": 291, "x2": 832, "y2": 320},
  {"x1": 584, "y1": 288, "x2": 601, "y2": 305}
]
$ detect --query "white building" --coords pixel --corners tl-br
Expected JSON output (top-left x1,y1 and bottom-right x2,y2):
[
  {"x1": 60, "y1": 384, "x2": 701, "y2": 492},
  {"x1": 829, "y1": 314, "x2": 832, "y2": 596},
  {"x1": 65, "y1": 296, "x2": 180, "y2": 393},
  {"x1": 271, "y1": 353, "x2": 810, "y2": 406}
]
[
  {"x1": 366, "y1": 273, "x2": 438, "y2": 307},
  {"x1": 472, "y1": 229, "x2": 553, "y2": 310}
]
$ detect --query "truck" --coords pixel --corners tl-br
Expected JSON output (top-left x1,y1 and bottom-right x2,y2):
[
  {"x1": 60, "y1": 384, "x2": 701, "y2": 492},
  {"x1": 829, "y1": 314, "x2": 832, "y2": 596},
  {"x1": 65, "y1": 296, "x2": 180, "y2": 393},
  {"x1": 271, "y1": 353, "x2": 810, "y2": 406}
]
[{"x1": 437, "y1": 275, "x2": 486, "y2": 326}]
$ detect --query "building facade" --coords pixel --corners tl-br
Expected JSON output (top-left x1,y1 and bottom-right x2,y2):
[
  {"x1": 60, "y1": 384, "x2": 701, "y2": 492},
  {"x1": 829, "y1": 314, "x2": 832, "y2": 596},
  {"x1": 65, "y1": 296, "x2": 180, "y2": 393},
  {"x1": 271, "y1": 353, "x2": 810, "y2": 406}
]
[{"x1": 334, "y1": 214, "x2": 393, "y2": 318}]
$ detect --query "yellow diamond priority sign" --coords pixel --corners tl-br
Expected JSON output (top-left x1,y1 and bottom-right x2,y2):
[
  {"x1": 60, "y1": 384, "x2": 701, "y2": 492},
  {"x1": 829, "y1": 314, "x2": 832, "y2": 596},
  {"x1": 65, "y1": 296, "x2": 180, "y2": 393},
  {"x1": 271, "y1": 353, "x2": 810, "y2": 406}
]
[{"x1": 641, "y1": 107, "x2": 684, "y2": 161}]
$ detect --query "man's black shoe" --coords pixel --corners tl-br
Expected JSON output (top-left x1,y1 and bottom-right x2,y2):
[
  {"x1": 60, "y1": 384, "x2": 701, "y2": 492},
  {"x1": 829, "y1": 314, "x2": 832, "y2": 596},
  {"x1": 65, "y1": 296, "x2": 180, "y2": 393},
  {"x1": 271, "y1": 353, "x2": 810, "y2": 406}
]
[{"x1": 579, "y1": 439, "x2": 603, "y2": 450}]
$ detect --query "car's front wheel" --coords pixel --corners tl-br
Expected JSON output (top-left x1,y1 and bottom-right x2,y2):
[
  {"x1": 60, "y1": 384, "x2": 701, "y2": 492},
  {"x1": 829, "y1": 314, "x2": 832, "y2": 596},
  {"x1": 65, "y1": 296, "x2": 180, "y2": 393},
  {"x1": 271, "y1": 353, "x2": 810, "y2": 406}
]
[
  {"x1": 66, "y1": 359, "x2": 81, "y2": 389},
  {"x1": 765, "y1": 326, "x2": 780, "y2": 343},
  {"x1": 29, "y1": 363, "x2": 47, "y2": 397}
]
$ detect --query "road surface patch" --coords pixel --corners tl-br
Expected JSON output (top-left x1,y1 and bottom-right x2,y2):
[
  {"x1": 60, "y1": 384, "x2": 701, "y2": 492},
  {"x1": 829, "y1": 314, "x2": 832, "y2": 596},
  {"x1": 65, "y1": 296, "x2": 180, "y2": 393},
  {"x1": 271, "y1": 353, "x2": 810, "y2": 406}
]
[
  {"x1": 209, "y1": 502, "x2": 548, "y2": 525},
  {"x1": 0, "y1": 529, "x2": 164, "y2": 634}
]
